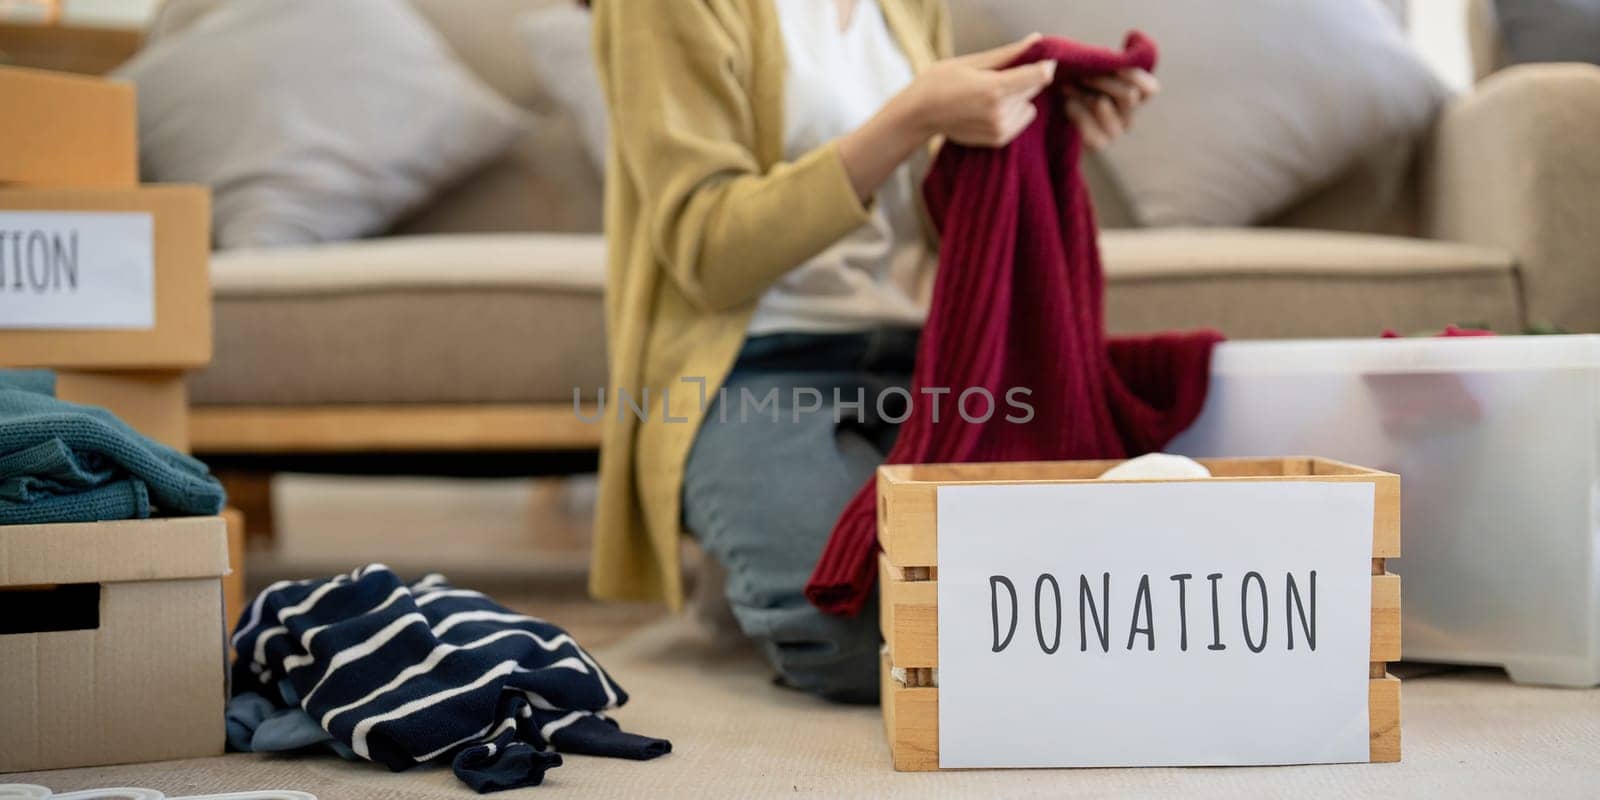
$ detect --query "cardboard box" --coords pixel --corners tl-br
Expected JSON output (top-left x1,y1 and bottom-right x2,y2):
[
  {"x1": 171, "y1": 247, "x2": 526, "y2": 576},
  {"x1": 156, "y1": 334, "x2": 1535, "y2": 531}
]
[
  {"x1": 0, "y1": 66, "x2": 137, "y2": 188},
  {"x1": 0, "y1": 515, "x2": 229, "y2": 772},
  {"x1": 55, "y1": 370, "x2": 189, "y2": 453},
  {"x1": 0, "y1": 185, "x2": 212, "y2": 369},
  {"x1": 0, "y1": 24, "x2": 146, "y2": 79}
]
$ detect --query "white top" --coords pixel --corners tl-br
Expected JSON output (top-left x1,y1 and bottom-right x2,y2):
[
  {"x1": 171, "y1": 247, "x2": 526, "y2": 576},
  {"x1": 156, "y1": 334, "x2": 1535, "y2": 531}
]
[{"x1": 747, "y1": 0, "x2": 937, "y2": 336}]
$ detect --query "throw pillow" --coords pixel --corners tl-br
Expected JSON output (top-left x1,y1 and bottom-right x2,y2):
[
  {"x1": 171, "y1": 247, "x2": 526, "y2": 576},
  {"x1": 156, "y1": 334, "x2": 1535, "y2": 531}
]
[
  {"x1": 517, "y1": 4, "x2": 608, "y2": 175},
  {"x1": 116, "y1": 0, "x2": 523, "y2": 248},
  {"x1": 955, "y1": 0, "x2": 1450, "y2": 226},
  {"x1": 1495, "y1": 0, "x2": 1600, "y2": 66}
]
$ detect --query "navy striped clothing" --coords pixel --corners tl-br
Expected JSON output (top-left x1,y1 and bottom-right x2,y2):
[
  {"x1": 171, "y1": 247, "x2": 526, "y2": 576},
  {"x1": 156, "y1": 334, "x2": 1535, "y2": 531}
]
[{"x1": 230, "y1": 565, "x2": 670, "y2": 792}]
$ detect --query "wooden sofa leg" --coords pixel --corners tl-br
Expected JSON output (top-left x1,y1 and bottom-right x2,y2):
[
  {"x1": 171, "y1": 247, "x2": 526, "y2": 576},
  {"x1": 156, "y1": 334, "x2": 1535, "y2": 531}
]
[
  {"x1": 222, "y1": 507, "x2": 247, "y2": 637},
  {"x1": 216, "y1": 470, "x2": 275, "y2": 548}
]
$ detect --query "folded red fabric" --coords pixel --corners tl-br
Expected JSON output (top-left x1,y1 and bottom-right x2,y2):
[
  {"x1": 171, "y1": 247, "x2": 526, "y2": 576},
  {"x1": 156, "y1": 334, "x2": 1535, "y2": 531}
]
[{"x1": 806, "y1": 33, "x2": 1224, "y2": 617}]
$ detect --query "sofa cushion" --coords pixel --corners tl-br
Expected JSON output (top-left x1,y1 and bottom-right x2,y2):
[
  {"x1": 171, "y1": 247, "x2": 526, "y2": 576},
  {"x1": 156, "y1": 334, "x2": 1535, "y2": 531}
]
[
  {"x1": 191, "y1": 230, "x2": 1521, "y2": 408},
  {"x1": 146, "y1": 0, "x2": 566, "y2": 113},
  {"x1": 143, "y1": 0, "x2": 600, "y2": 238},
  {"x1": 119, "y1": 0, "x2": 523, "y2": 249},
  {"x1": 389, "y1": 0, "x2": 606, "y2": 236},
  {"x1": 518, "y1": 5, "x2": 608, "y2": 174},
  {"x1": 391, "y1": 115, "x2": 604, "y2": 236},
  {"x1": 410, "y1": 0, "x2": 572, "y2": 111},
  {"x1": 1103, "y1": 229, "x2": 1521, "y2": 337},
  {"x1": 190, "y1": 235, "x2": 608, "y2": 406}
]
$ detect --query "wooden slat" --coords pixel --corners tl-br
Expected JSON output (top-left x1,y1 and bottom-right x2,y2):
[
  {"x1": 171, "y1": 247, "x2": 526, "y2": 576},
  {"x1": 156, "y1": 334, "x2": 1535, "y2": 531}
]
[
  {"x1": 881, "y1": 665, "x2": 1403, "y2": 771},
  {"x1": 879, "y1": 554, "x2": 937, "y2": 666},
  {"x1": 883, "y1": 456, "x2": 1331, "y2": 484},
  {"x1": 190, "y1": 404, "x2": 601, "y2": 453},
  {"x1": 880, "y1": 456, "x2": 1399, "y2": 569},
  {"x1": 1365, "y1": 471, "x2": 1403, "y2": 560},
  {"x1": 882, "y1": 553, "x2": 1402, "y2": 669},
  {"x1": 1371, "y1": 573, "x2": 1402, "y2": 664},
  {"x1": 222, "y1": 507, "x2": 246, "y2": 647},
  {"x1": 215, "y1": 471, "x2": 274, "y2": 542},
  {"x1": 1370, "y1": 674, "x2": 1402, "y2": 762},
  {"x1": 878, "y1": 475, "x2": 936, "y2": 568},
  {"x1": 881, "y1": 650, "x2": 940, "y2": 772}
]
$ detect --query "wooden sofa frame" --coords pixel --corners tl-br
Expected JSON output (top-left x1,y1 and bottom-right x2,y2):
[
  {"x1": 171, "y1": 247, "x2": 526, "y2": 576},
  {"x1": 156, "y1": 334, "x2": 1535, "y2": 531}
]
[{"x1": 190, "y1": 404, "x2": 601, "y2": 544}]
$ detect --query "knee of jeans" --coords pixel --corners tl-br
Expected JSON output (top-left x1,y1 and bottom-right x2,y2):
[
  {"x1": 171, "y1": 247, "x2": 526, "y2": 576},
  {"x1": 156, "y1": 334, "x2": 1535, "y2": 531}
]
[
  {"x1": 768, "y1": 642, "x2": 881, "y2": 704},
  {"x1": 752, "y1": 609, "x2": 882, "y2": 702}
]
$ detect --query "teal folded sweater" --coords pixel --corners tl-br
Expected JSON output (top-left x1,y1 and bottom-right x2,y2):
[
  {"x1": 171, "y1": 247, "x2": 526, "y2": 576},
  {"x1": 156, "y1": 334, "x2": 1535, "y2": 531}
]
[{"x1": 0, "y1": 370, "x2": 225, "y2": 524}]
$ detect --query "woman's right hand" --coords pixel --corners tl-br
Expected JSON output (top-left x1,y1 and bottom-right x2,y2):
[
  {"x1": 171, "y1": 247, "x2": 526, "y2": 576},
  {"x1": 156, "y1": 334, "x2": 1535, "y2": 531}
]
[
  {"x1": 837, "y1": 34, "x2": 1053, "y2": 201},
  {"x1": 901, "y1": 33, "x2": 1056, "y2": 148}
]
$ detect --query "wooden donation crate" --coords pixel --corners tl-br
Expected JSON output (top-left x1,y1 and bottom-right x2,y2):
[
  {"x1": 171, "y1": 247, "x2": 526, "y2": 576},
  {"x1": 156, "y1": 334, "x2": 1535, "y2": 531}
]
[{"x1": 878, "y1": 457, "x2": 1400, "y2": 771}]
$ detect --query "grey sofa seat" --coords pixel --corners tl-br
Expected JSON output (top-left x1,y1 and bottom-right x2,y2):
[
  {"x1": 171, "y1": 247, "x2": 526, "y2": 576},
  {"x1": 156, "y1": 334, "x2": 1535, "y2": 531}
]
[
  {"x1": 189, "y1": 228, "x2": 1515, "y2": 407},
  {"x1": 1102, "y1": 229, "x2": 1518, "y2": 338},
  {"x1": 191, "y1": 234, "x2": 609, "y2": 406}
]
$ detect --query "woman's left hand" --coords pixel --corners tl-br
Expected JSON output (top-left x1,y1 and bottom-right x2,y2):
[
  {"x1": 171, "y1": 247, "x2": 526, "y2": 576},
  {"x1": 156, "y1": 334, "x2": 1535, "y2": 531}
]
[{"x1": 1064, "y1": 68, "x2": 1159, "y2": 151}]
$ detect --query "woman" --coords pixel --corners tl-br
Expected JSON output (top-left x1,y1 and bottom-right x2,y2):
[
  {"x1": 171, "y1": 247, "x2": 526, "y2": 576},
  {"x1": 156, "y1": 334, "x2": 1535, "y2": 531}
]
[{"x1": 589, "y1": 0, "x2": 1156, "y2": 702}]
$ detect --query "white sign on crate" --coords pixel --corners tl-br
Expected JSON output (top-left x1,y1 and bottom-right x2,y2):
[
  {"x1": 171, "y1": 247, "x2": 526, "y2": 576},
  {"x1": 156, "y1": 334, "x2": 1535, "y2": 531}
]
[
  {"x1": 0, "y1": 211, "x2": 155, "y2": 329},
  {"x1": 937, "y1": 480, "x2": 1373, "y2": 768}
]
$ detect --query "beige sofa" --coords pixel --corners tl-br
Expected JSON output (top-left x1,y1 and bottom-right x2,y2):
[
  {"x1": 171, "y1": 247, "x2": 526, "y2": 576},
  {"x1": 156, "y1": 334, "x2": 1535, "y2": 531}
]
[{"x1": 160, "y1": 1, "x2": 1600, "y2": 531}]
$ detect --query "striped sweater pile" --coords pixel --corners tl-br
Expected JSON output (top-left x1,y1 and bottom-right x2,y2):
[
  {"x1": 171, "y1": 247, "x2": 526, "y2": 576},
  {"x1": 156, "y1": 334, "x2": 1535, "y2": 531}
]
[{"x1": 229, "y1": 565, "x2": 670, "y2": 792}]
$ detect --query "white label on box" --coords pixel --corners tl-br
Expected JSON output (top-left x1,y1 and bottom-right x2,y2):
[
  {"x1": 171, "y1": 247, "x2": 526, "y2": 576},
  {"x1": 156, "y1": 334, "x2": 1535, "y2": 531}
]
[
  {"x1": 936, "y1": 480, "x2": 1373, "y2": 768},
  {"x1": 0, "y1": 211, "x2": 155, "y2": 329}
]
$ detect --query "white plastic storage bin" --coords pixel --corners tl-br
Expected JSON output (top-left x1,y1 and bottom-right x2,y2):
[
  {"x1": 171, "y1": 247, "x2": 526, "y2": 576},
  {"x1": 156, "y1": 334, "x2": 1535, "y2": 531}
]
[{"x1": 1171, "y1": 335, "x2": 1600, "y2": 687}]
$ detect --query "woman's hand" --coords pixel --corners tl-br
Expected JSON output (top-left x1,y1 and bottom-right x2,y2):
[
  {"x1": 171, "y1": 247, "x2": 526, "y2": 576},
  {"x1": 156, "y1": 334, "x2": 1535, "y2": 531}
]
[
  {"x1": 1064, "y1": 68, "x2": 1160, "y2": 151},
  {"x1": 837, "y1": 34, "x2": 1053, "y2": 200},
  {"x1": 901, "y1": 33, "x2": 1056, "y2": 148},
  {"x1": 836, "y1": 35, "x2": 1158, "y2": 202}
]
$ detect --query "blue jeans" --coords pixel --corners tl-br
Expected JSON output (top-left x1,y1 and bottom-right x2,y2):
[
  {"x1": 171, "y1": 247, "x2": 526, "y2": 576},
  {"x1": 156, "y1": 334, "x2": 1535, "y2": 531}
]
[{"x1": 682, "y1": 328, "x2": 918, "y2": 703}]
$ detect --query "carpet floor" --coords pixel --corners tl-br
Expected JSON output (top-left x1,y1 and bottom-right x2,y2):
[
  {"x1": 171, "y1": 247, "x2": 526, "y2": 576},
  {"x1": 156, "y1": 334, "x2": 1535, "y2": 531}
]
[{"x1": 8, "y1": 616, "x2": 1599, "y2": 798}]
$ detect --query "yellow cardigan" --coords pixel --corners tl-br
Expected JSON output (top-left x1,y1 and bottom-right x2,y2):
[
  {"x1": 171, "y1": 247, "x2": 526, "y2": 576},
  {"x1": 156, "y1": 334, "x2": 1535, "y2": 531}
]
[{"x1": 589, "y1": 0, "x2": 952, "y2": 607}]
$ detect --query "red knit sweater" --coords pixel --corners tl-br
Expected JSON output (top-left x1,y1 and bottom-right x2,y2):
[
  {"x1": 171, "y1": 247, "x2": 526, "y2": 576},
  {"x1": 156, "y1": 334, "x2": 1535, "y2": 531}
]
[{"x1": 805, "y1": 33, "x2": 1224, "y2": 617}]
